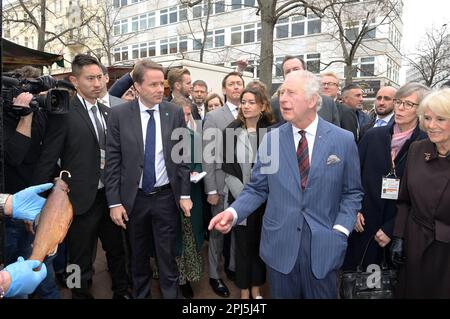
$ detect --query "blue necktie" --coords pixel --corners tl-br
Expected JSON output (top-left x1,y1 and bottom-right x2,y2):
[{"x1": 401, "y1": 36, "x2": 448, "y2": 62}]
[
  {"x1": 142, "y1": 110, "x2": 156, "y2": 193},
  {"x1": 375, "y1": 119, "x2": 385, "y2": 127}
]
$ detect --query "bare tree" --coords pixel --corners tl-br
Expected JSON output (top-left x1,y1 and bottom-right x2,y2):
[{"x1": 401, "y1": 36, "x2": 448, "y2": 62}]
[
  {"x1": 82, "y1": 0, "x2": 136, "y2": 65},
  {"x1": 3, "y1": 0, "x2": 97, "y2": 52},
  {"x1": 322, "y1": 0, "x2": 402, "y2": 85},
  {"x1": 256, "y1": 0, "x2": 328, "y2": 89},
  {"x1": 405, "y1": 24, "x2": 450, "y2": 88},
  {"x1": 179, "y1": 0, "x2": 215, "y2": 62}
]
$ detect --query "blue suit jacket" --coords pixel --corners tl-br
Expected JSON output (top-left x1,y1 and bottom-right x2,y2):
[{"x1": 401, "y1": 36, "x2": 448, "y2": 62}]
[{"x1": 231, "y1": 118, "x2": 363, "y2": 279}]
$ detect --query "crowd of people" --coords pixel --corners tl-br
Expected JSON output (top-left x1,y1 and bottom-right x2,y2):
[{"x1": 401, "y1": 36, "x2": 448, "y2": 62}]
[{"x1": 1, "y1": 53, "x2": 449, "y2": 299}]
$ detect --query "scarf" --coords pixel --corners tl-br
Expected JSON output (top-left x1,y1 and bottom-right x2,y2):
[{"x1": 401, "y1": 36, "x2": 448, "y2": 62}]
[{"x1": 391, "y1": 124, "x2": 415, "y2": 160}]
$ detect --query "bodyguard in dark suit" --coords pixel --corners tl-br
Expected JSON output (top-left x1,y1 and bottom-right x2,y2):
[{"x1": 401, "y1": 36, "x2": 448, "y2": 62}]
[
  {"x1": 105, "y1": 58, "x2": 192, "y2": 299},
  {"x1": 270, "y1": 56, "x2": 340, "y2": 126},
  {"x1": 33, "y1": 54, "x2": 129, "y2": 299}
]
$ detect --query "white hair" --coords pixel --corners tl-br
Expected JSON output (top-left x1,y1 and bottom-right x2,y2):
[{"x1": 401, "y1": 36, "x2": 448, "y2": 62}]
[{"x1": 286, "y1": 70, "x2": 322, "y2": 111}]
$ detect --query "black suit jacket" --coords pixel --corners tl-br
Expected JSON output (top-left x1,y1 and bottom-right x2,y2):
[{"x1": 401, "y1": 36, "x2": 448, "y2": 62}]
[
  {"x1": 104, "y1": 99, "x2": 191, "y2": 214},
  {"x1": 336, "y1": 102, "x2": 359, "y2": 141},
  {"x1": 33, "y1": 97, "x2": 110, "y2": 216},
  {"x1": 270, "y1": 95, "x2": 340, "y2": 126}
]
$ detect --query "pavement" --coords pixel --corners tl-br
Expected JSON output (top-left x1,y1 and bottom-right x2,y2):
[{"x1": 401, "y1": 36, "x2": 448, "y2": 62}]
[{"x1": 59, "y1": 240, "x2": 269, "y2": 299}]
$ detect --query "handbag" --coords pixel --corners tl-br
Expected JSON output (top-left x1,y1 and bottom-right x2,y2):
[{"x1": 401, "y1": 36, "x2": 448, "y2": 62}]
[{"x1": 340, "y1": 237, "x2": 397, "y2": 299}]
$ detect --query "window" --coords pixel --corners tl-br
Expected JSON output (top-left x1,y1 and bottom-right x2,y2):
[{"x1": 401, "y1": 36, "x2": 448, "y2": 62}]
[
  {"x1": 131, "y1": 17, "x2": 139, "y2": 32},
  {"x1": 193, "y1": 3, "x2": 203, "y2": 18},
  {"x1": 257, "y1": 23, "x2": 261, "y2": 41},
  {"x1": 160, "y1": 9, "x2": 168, "y2": 25},
  {"x1": 307, "y1": 14, "x2": 321, "y2": 34},
  {"x1": 168, "y1": 37, "x2": 177, "y2": 54},
  {"x1": 276, "y1": 18, "x2": 289, "y2": 39},
  {"x1": 148, "y1": 12, "x2": 156, "y2": 28},
  {"x1": 274, "y1": 57, "x2": 284, "y2": 77},
  {"x1": 193, "y1": 39, "x2": 202, "y2": 50},
  {"x1": 139, "y1": 14, "x2": 147, "y2": 30},
  {"x1": 179, "y1": 5, "x2": 188, "y2": 21},
  {"x1": 133, "y1": 42, "x2": 156, "y2": 58},
  {"x1": 121, "y1": 0, "x2": 127, "y2": 7},
  {"x1": 169, "y1": 6, "x2": 178, "y2": 23},
  {"x1": 114, "y1": 46, "x2": 129, "y2": 62},
  {"x1": 244, "y1": 24, "x2": 255, "y2": 43},
  {"x1": 214, "y1": 29, "x2": 225, "y2": 47},
  {"x1": 360, "y1": 57, "x2": 375, "y2": 77},
  {"x1": 244, "y1": 0, "x2": 255, "y2": 6},
  {"x1": 113, "y1": 0, "x2": 120, "y2": 8},
  {"x1": 232, "y1": 0, "x2": 242, "y2": 10},
  {"x1": 215, "y1": 0, "x2": 225, "y2": 14},
  {"x1": 179, "y1": 37, "x2": 188, "y2": 52},
  {"x1": 346, "y1": 57, "x2": 376, "y2": 78},
  {"x1": 231, "y1": 26, "x2": 242, "y2": 45},
  {"x1": 292, "y1": 16, "x2": 305, "y2": 37},
  {"x1": 24, "y1": 37, "x2": 29, "y2": 47},
  {"x1": 54, "y1": 0, "x2": 62, "y2": 13},
  {"x1": 306, "y1": 53, "x2": 320, "y2": 74},
  {"x1": 160, "y1": 39, "x2": 168, "y2": 55},
  {"x1": 114, "y1": 19, "x2": 129, "y2": 35},
  {"x1": 346, "y1": 20, "x2": 376, "y2": 42}
]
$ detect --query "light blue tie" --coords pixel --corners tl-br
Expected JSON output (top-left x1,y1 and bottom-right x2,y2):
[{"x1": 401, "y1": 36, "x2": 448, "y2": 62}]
[{"x1": 375, "y1": 119, "x2": 385, "y2": 127}]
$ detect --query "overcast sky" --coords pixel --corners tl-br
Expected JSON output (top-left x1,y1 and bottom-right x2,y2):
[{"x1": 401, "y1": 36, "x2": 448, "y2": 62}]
[{"x1": 401, "y1": 0, "x2": 450, "y2": 81}]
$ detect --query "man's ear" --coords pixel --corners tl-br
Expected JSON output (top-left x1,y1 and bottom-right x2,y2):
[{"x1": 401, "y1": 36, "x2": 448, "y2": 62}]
[{"x1": 69, "y1": 75, "x2": 78, "y2": 89}]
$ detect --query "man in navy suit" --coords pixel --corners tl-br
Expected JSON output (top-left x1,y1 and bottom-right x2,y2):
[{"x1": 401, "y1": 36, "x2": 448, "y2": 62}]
[
  {"x1": 209, "y1": 70, "x2": 363, "y2": 299},
  {"x1": 105, "y1": 58, "x2": 192, "y2": 299}
]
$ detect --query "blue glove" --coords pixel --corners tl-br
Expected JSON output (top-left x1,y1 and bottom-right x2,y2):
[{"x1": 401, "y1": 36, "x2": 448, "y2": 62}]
[
  {"x1": 4, "y1": 257, "x2": 47, "y2": 298},
  {"x1": 12, "y1": 183, "x2": 54, "y2": 221}
]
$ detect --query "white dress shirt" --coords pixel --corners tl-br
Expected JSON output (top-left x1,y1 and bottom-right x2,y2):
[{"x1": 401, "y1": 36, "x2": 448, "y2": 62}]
[
  {"x1": 374, "y1": 112, "x2": 394, "y2": 127},
  {"x1": 98, "y1": 92, "x2": 111, "y2": 108},
  {"x1": 226, "y1": 101, "x2": 239, "y2": 119},
  {"x1": 138, "y1": 100, "x2": 170, "y2": 189},
  {"x1": 78, "y1": 94, "x2": 106, "y2": 189}
]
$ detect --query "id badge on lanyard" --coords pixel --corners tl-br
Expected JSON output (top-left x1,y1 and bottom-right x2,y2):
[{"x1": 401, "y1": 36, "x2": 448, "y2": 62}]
[{"x1": 381, "y1": 160, "x2": 400, "y2": 200}]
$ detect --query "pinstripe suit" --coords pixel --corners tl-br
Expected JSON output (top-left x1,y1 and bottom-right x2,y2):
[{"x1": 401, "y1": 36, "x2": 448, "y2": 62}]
[{"x1": 230, "y1": 117, "x2": 363, "y2": 298}]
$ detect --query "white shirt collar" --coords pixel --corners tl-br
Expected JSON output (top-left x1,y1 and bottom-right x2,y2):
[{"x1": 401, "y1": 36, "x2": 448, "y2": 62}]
[
  {"x1": 291, "y1": 114, "x2": 319, "y2": 138},
  {"x1": 377, "y1": 112, "x2": 394, "y2": 124},
  {"x1": 77, "y1": 93, "x2": 97, "y2": 111},
  {"x1": 226, "y1": 101, "x2": 239, "y2": 113},
  {"x1": 138, "y1": 98, "x2": 159, "y2": 113},
  {"x1": 99, "y1": 92, "x2": 110, "y2": 104}
]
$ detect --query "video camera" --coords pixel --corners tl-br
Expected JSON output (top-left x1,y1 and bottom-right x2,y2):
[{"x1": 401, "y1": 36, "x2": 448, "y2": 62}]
[{"x1": 1, "y1": 74, "x2": 74, "y2": 116}]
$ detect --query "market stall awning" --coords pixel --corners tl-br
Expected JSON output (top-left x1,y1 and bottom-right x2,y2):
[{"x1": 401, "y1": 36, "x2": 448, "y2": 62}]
[{"x1": 1, "y1": 38, "x2": 64, "y2": 71}]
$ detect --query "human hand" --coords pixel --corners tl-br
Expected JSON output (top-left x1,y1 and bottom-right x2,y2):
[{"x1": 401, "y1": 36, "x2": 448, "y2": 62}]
[
  {"x1": 235, "y1": 57, "x2": 248, "y2": 73},
  {"x1": 4, "y1": 257, "x2": 47, "y2": 298},
  {"x1": 208, "y1": 210, "x2": 234, "y2": 234},
  {"x1": 110, "y1": 205, "x2": 129, "y2": 229},
  {"x1": 11, "y1": 183, "x2": 54, "y2": 221},
  {"x1": 207, "y1": 194, "x2": 220, "y2": 206},
  {"x1": 354, "y1": 212, "x2": 365, "y2": 232},
  {"x1": 375, "y1": 229, "x2": 391, "y2": 247},
  {"x1": 12, "y1": 92, "x2": 33, "y2": 108},
  {"x1": 180, "y1": 198, "x2": 193, "y2": 217},
  {"x1": 390, "y1": 237, "x2": 406, "y2": 268}
]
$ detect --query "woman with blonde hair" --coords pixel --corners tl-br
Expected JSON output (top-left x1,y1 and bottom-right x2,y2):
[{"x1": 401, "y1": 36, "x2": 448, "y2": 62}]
[{"x1": 392, "y1": 88, "x2": 450, "y2": 298}]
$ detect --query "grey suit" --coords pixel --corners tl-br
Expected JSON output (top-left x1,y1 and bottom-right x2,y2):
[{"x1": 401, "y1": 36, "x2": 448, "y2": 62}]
[
  {"x1": 109, "y1": 95, "x2": 125, "y2": 107},
  {"x1": 202, "y1": 103, "x2": 236, "y2": 279}
]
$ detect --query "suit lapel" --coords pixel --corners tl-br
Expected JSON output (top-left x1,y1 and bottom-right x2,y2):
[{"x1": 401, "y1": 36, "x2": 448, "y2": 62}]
[
  {"x1": 309, "y1": 118, "x2": 331, "y2": 184},
  {"x1": 73, "y1": 97, "x2": 98, "y2": 144},
  {"x1": 223, "y1": 103, "x2": 235, "y2": 124},
  {"x1": 159, "y1": 102, "x2": 172, "y2": 160},
  {"x1": 280, "y1": 123, "x2": 301, "y2": 193},
  {"x1": 131, "y1": 101, "x2": 144, "y2": 158}
]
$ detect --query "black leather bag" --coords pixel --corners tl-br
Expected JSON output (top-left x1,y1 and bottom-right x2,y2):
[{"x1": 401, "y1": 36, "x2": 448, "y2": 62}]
[{"x1": 340, "y1": 238, "x2": 397, "y2": 299}]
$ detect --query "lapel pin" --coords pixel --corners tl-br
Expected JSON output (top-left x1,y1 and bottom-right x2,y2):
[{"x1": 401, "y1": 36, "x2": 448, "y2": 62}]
[
  {"x1": 166, "y1": 112, "x2": 169, "y2": 116},
  {"x1": 424, "y1": 153, "x2": 431, "y2": 161}
]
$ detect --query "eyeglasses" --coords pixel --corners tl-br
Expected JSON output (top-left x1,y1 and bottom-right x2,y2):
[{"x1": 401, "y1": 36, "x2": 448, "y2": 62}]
[
  {"x1": 393, "y1": 99, "x2": 419, "y2": 110},
  {"x1": 321, "y1": 82, "x2": 338, "y2": 88}
]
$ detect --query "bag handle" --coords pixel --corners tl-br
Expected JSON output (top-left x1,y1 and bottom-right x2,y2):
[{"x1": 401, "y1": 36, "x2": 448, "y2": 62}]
[{"x1": 357, "y1": 234, "x2": 390, "y2": 272}]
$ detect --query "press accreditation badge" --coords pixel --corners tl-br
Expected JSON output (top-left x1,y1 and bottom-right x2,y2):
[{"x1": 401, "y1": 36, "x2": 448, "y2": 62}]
[
  {"x1": 381, "y1": 177, "x2": 400, "y2": 200},
  {"x1": 100, "y1": 149, "x2": 106, "y2": 170}
]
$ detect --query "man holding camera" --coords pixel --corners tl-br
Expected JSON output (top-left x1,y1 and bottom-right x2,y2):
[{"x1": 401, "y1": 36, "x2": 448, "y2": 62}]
[{"x1": 3, "y1": 66, "x2": 61, "y2": 299}]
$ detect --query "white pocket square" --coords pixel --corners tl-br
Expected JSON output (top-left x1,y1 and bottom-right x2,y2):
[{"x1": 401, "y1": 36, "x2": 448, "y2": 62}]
[{"x1": 327, "y1": 155, "x2": 341, "y2": 165}]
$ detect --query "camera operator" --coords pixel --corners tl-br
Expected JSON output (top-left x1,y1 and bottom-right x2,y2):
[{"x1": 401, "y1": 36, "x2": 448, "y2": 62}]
[{"x1": 3, "y1": 66, "x2": 60, "y2": 299}]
